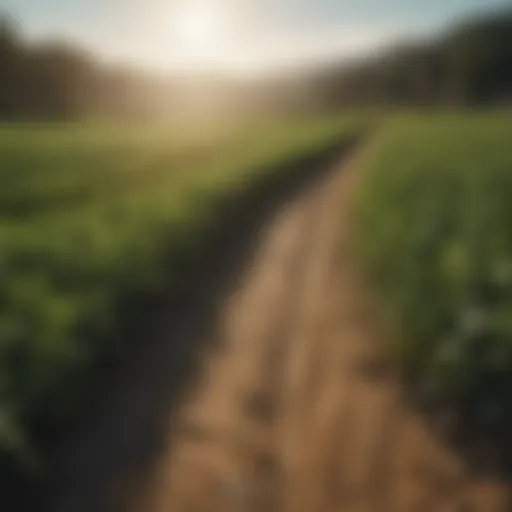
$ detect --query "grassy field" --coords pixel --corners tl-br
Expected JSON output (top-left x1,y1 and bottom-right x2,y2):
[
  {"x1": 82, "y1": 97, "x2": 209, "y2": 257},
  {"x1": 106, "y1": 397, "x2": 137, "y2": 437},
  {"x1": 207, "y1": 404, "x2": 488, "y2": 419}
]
[
  {"x1": 0, "y1": 115, "x2": 365, "y2": 494},
  {"x1": 8, "y1": 109, "x2": 512, "y2": 503},
  {"x1": 355, "y1": 113, "x2": 512, "y2": 430}
]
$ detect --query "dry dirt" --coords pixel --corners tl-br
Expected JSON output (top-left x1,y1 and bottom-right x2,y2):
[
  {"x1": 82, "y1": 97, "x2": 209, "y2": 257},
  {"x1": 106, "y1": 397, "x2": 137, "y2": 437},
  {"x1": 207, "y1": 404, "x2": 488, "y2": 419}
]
[{"x1": 123, "y1": 156, "x2": 512, "y2": 512}]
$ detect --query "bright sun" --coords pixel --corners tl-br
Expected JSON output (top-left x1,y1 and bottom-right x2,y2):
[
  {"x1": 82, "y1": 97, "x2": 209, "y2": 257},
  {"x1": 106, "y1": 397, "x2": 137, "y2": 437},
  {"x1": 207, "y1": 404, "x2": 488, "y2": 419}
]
[
  {"x1": 171, "y1": 2, "x2": 229, "y2": 65},
  {"x1": 178, "y1": 5, "x2": 222, "y2": 47}
]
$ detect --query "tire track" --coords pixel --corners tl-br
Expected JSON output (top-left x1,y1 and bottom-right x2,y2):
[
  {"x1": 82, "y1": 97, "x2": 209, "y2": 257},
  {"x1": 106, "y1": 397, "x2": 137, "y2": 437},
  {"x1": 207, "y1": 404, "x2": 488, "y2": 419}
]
[
  {"x1": 128, "y1": 158, "x2": 345, "y2": 512},
  {"x1": 130, "y1": 154, "x2": 512, "y2": 512}
]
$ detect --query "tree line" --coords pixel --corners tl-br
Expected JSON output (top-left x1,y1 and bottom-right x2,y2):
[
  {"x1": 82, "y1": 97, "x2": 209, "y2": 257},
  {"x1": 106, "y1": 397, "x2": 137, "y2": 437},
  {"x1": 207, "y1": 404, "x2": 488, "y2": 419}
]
[
  {"x1": 1, "y1": 9, "x2": 511, "y2": 120},
  {"x1": 312, "y1": 10, "x2": 512, "y2": 108}
]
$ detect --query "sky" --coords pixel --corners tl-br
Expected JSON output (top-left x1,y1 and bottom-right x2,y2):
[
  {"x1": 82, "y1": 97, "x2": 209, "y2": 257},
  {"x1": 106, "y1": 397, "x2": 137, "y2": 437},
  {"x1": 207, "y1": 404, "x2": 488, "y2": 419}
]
[{"x1": 3, "y1": 0, "x2": 511, "y2": 73}]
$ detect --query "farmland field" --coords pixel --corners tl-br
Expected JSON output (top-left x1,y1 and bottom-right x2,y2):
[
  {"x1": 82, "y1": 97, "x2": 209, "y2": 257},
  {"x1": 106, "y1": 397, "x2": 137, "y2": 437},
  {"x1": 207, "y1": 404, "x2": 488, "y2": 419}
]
[
  {"x1": 0, "y1": 115, "x2": 365, "y2": 498},
  {"x1": 4, "y1": 110, "x2": 512, "y2": 510},
  {"x1": 355, "y1": 113, "x2": 512, "y2": 433}
]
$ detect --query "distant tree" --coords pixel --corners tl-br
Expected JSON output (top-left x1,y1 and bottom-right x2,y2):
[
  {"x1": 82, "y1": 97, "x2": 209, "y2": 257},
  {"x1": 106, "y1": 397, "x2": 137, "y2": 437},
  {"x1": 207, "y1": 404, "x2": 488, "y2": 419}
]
[
  {"x1": 0, "y1": 13, "x2": 23, "y2": 117},
  {"x1": 310, "y1": 9, "x2": 512, "y2": 109},
  {"x1": 0, "y1": 8, "x2": 511, "y2": 119},
  {"x1": 445, "y1": 13, "x2": 512, "y2": 104}
]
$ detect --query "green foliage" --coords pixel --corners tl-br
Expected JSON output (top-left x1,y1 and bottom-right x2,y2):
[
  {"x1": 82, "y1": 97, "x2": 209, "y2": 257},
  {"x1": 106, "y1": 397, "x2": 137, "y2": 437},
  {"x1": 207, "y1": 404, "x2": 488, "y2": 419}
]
[
  {"x1": 355, "y1": 114, "x2": 512, "y2": 422},
  {"x1": 0, "y1": 115, "x2": 362, "y2": 497}
]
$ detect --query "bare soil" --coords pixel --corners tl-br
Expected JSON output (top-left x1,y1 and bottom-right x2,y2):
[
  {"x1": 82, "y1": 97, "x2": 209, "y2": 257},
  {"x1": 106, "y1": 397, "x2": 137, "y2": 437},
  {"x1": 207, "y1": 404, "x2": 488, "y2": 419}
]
[
  {"x1": 50, "y1": 149, "x2": 511, "y2": 512},
  {"x1": 127, "y1": 156, "x2": 511, "y2": 512}
]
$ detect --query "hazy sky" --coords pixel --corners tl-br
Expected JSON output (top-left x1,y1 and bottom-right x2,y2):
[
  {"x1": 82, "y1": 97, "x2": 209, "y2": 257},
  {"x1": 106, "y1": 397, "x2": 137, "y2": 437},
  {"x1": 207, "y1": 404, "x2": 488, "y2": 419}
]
[{"x1": 3, "y1": 0, "x2": 511, "y2": 72}]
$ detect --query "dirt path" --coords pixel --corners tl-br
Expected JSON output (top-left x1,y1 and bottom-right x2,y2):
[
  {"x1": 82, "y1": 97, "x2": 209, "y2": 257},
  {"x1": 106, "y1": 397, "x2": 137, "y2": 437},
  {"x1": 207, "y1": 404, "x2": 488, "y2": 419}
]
[{"x1": 124, "y1": 157, "x2": 511, "y2": 512}]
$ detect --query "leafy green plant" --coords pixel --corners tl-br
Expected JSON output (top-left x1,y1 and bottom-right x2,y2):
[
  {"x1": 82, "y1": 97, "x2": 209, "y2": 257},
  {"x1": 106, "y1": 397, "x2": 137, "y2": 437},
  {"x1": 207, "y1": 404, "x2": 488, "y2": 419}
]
[
  {"x1": 355, "y1": 113, "x2": 512, "y2": 427},
  {"x1": 0, "y1": 115, "x2": 364, "y2": 499}
]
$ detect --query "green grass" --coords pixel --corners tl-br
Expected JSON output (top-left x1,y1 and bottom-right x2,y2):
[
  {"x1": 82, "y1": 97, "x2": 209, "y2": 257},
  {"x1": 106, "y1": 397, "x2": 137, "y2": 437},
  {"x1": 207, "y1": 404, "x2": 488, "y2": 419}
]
[
  {"x1": 355, "y1": 113, "x2": 512, "y2": 426},
  {"x1": 0, "y1": 115, "x2": 364, "y2": 494}
]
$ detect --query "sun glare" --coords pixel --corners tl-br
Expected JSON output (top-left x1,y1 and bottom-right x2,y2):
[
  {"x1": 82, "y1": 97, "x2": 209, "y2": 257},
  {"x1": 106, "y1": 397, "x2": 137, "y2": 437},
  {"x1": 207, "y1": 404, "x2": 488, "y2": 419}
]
[
  {"x1": 178, "y1": 5, "x2": 222, "y2": 47},
  {"x1": 171, "y1": 2, "x2": 229, "y2": 66}
]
